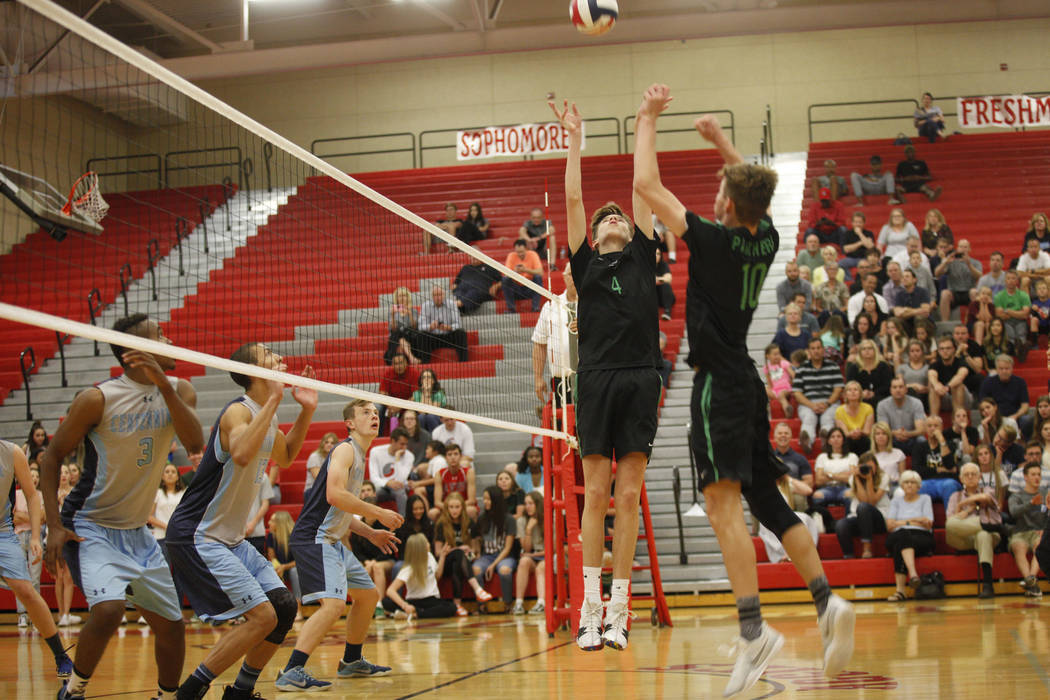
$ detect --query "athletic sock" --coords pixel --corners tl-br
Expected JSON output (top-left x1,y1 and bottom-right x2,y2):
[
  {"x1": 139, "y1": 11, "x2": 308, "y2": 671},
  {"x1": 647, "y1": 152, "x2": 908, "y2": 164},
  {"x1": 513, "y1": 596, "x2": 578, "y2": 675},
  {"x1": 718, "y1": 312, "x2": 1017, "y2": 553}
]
[
  {"x1": 343, "y1": 642, "x2": 362, "y2": 663},
  {"x1": 514, "y1": 598, "x2": 524, "y2": 606},
  {"x1": 44, "y1": 632, "x2": 66, "y2": 661},
  {"x1": 610, "y1": 579, "x2": 629, "y2": 607},
  {"x1": 737, "y1": 595, "x2": 763, "y2": 642},
  {"x1": 808, "y1": 575, "x2": 832, "y2": 617},
  {"x1": 155, "y1": 685, "x2": 177, "y2": 700},
  {"x1": 233, "y1": 663, "x2": 262, "y2": 691},
  {"x1": 981, "y1": 563, "x2": 993, "y2": 584},
  {"x1": 284, "y1": 649, "x2": 310, "y2": 672},
  {"x1": 582, "y1": 566, "x2": 602, "y2": 605},
  {"x1": 67, "y1": 667, "x2": 91, "y2": 696},
  {"x1": 176, "y1": 675, "x2": 208, "y2": 700}
]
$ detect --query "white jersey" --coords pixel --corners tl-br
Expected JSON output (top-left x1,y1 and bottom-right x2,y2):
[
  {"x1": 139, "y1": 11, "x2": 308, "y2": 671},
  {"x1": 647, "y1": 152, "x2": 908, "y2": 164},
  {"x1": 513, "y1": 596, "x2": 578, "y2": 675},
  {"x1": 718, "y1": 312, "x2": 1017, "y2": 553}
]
[
  {"x1": 0, "y1": 440, "x2": 18, "y2": 532},
  {"x1": 62, "y1": 374, "x2": 180, "y2": 529}
]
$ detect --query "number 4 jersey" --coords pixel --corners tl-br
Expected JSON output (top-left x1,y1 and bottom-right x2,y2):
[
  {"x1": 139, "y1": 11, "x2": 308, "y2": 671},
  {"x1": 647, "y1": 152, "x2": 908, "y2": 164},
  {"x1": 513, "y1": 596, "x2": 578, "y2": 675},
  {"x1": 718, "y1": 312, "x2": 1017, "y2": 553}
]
[
  {"x1": 62, "y1": 374, "x2": 179, "y2": 530},
  {"x1": 682, "y1": 211, "x2": 779, "y2": 374}
]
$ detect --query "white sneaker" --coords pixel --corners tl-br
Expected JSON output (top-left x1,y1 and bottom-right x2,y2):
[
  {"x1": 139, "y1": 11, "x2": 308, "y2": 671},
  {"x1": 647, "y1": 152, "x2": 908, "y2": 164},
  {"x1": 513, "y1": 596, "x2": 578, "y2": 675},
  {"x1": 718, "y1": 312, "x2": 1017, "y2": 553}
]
[
  {"x1": 721, "y1": 623, "x2": 784, "y2": 698},
  {"x1": 120, "y1": 615, "x2": 128, "y2": 625},
  {"x1": 819, "y1": 595, "x2": 855, "y2": 678},
  {"x1": 510, "y1": 602, "x2": 525, "y2": 615},
  {"x1": 68, "y1": 614, "x2": 82, "y2": 625},
  {"x1": 17, "y1": 614, "x2": 28, "y2": 629},
  {"x1": 528, "y1": 600, "x2": 545, "y2": 615},
  {"x1": 575, "y1": 598, "x2": 605, "y2": 651},
  {"x1": 58, "y1": 614, "x2": 69, "y2": 626},
  {"x1": 602, "y1": 601, "x2": 635, "y2": 650}
]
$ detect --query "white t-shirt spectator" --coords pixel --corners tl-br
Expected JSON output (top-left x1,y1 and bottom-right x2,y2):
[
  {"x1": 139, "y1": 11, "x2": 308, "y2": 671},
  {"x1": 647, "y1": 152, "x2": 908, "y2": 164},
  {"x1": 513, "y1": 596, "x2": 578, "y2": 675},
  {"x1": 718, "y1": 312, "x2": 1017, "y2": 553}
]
[
  {"x1": 428, "y1": 454, "x2": 448, "y2": 478},
  {"x1": 815, "y1": 452, "x2": 858, "y2": 481},
  {"x1": 890, "y1": 249, "x2": 931, "y2": 273},
  {"x1": 531, "y1": 293, "x2": 575, "y2": 378},
  {"x1": 396, "y1": 552, "x2": 441, "y2": 599},
  {"x1": 874, "y1": 448, "x2": 907, "y2": 484},
  {"x1": 1017, "y1": 250, "x2": 1050, "y2": 274},
  {"x1": 431, "y1": 421, "x2": 476, "y2": 461},
  {"x1": 369, "y1": 445, "x2": 414, "y2": 489},
  {"x1": 305, "y1": 451, "x2": 326, "y2": 493},
  {"x1": 153, "y1": 488, "x2": 184, "y2": 540}
]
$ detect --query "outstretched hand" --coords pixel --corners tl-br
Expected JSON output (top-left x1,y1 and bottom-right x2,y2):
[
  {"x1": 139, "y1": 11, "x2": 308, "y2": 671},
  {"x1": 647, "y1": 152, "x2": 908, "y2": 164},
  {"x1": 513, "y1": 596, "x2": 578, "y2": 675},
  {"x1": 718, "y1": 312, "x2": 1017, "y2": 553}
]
[
  {"x1": 638, "y1": 83, "x2": 673, "y2": 119},
  {"x1": 122, "y1": 350, "x2": 168, "y2": 387},
  {"x1": 549, "y1": 100, "x2": 582, "y2": 137},
  {"x1": 694, "y1": 114, "x2": 723, "y2": 143},
  {"x1": 292, "y1": 365, "x2": 318, "y2": 410}
]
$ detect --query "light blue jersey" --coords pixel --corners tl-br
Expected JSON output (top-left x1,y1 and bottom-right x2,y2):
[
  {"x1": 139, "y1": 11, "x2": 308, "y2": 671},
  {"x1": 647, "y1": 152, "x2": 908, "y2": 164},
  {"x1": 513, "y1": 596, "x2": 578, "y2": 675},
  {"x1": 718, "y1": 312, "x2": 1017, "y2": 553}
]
[
  {"x1": 0, "y1": 440, "x2": 19, "y2": 533},
  {"x1": 291, "y1": 436, "x2": 366, "y2": 545}
]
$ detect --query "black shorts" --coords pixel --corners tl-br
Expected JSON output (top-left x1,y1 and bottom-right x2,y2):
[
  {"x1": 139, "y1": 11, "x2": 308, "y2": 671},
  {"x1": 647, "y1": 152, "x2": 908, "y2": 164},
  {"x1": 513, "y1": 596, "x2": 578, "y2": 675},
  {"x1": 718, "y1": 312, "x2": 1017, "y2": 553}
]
[
  {"x1": 575, "y1": 367, "x2": 662, "y2": 459},
  {"x1": 691, "y1": 367, "x2": 786, "y2": 490},
  {"x1": 946, "y1": 290, "x2": 970, "y2": 309}
]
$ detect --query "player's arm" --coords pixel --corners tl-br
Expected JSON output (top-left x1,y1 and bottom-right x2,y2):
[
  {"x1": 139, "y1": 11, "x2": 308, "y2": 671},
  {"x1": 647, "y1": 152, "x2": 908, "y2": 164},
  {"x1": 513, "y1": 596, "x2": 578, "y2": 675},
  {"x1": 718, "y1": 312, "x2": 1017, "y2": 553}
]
[
  {"x1": 346, "y1": 513, "x2": 401, "y2": 555},
  {"x1": 549, "y1": 100, "x2": 588, "y2": 255},
  {"x1": 12, "y1": 448, "x2": 42, "y2": 556},
  {"x1": 532, "y1": 341, "x2": 548, "y2": 402},
  {"x1": 126, "y1": 350, "x2": 206, "y2": 454},
  {"x1": 633, "y1": 84, "x2": 687, "y2": 236},
  {"x1": 466, "y1": 468, "x2": 477, "y2": 509},
  {"x1": 272, "y1": 367, "x2": 318, "y2": 469},
  {"x1": 224, "y1": 386, "x2": 281, "y2": 468},
  {"x1": 633, "y1": 189, "x2": 654, "y2": 241},
  {"x1": 432, "y1": 471, "x2": 445, "y2": 510},
  {"x1": 326, "y1": 443, "x2": 403, "y2": 530}
]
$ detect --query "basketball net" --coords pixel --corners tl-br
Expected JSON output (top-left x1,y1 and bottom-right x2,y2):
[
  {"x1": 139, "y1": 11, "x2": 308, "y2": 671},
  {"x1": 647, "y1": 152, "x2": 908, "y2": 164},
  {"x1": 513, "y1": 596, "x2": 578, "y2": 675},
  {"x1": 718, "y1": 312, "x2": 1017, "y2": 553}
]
[{"x1": 61, "y1": 171, "x2": 109, "y2": 223}]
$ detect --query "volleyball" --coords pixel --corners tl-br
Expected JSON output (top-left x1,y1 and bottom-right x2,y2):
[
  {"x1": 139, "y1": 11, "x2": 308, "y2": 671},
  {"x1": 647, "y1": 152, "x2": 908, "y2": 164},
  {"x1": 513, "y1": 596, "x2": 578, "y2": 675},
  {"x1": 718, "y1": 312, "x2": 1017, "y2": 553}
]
[{"x1": 570, "y1": 0, "x2": 618, "y2": 36}]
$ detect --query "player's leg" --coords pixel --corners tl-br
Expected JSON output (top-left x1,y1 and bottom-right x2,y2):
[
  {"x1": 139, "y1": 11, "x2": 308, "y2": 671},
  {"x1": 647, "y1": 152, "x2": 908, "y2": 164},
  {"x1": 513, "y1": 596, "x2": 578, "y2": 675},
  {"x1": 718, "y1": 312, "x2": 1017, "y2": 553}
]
[
  {"x1": 4, "y1": 574, "x2": 72, "y2": 677},
  {"x1": 337, "y1": 547, "x2": 390, "y2": 678},
  {"x1": 513, "y1": 556, "x2": 536, "y2": 613},
  {"x1": 578, "y1": 453, "x2": 611, "y2": 650}
]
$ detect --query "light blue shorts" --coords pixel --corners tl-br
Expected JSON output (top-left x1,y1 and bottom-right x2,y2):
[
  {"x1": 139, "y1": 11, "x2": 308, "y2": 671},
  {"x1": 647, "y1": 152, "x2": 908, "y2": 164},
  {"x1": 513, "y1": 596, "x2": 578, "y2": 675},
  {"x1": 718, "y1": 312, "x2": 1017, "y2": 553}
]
[
  {"x1": 66, "y1": 518, "x2": 182, "y2": 621},
  {"x1": 167, "y1": 539, "x2": 285, "y2": 622},
  {"x1": 0, "y1": 529, "x2": 31, "y2": 582},
  {"x1": 293, "y1": 540, "x2": 375, "y2": 604}
]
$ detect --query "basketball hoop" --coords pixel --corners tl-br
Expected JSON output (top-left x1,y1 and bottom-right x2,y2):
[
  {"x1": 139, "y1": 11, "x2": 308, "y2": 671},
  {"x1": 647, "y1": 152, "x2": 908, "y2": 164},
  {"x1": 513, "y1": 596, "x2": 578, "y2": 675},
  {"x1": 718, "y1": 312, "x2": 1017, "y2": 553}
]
[{"x1": 61, "y1": 171, "x2": 109, "y2": 223}]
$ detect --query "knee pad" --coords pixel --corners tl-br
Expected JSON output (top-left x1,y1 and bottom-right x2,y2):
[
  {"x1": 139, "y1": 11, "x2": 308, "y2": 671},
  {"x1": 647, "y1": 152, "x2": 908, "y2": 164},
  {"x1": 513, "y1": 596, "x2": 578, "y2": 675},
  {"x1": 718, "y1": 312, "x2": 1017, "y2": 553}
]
[
  {"x1": 264, "y1": 587, "x2": 298, "y2": 644},
  {"x1": 744, "y1": 478, "x2": 802, "y2": 541}
]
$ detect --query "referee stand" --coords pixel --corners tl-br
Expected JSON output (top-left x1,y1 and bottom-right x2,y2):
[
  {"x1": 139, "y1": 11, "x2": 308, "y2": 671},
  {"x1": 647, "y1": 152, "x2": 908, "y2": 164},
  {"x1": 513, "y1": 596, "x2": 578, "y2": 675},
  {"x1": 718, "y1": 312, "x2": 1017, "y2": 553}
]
[{"x1": 542, "y1": 402, "x2": 672, "y2": 637}]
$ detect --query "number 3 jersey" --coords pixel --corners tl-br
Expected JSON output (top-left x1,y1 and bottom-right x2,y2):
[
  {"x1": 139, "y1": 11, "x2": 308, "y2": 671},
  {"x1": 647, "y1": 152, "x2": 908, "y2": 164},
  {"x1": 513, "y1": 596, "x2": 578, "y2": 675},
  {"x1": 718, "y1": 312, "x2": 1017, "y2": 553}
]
[
  {"x1": 682, "y1": 211, "x2": 779, "y2": 374},
  {"x1": 62, "y1": 374, "x2": 180, "y2": 530}
]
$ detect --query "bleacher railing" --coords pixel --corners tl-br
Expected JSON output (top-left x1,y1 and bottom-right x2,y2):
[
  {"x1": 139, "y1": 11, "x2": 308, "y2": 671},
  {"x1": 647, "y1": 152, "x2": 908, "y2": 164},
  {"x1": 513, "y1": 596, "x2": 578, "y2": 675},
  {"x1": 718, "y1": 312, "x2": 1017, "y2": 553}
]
[
  {"x1": 164, "y1": 146, "x2": 244, "y2": 189},
  {"x1": 86, "y1": 153, "x2": 163, "y2": 189},
  {"x1": 624, "y1": 110, "x2": 735, "y2": 153},
  {"x1": 310, "y1": 133, "x2": 417, "y2": 170},
  {"x1": 19, "y1": 347, "x2": 35, "y2": 421}
]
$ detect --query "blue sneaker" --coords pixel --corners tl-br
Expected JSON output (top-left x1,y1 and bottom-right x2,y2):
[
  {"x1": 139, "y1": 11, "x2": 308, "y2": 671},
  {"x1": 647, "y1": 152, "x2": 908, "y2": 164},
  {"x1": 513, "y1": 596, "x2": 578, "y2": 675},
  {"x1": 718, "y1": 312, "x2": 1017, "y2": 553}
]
[
  {"x1": 275, "y1": 665, "x2": 331, "y2": 692},
  {"x1": 56, "y1": 654, "x2": 73, "y2": 679},
  {"x1": 337, "y1": 657, "x2": 391, "y2": 678},
  {"x1": 57, "y1": 681, "x2": 85, "y2": 700}
]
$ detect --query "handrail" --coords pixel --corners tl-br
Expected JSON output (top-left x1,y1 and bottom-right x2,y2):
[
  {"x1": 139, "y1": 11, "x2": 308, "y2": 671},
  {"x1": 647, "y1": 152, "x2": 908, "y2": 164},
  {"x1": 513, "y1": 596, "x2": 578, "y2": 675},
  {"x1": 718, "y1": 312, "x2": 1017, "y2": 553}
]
[
  {"x1": 146, "y1": 238, "x2": 160, "y2": 301},
  {"x1": 765, "y1": 104, "x2": 774, "y2": 157},
  {"x1": 197, "y1": 202, "x2": 210, "y2": 254},
  {"x1": 175, "y1": 217, "x2": 188, "y2": 276},
  {"x1": 55, "y1": 331, "x2": 70, "y2": 388},
  {"x1": 419, "y1": 118, "x2": 621, "y2": 168},
  {"x1": 19, "y1": 347, "x2": 36, "y2": 421},
  {"x1": 807, "y1": 98, "x2": 920, "y2": 142},
  {"x1": 87, "y1": 288, "x2": 102, "y2": 356},
  {"x1": 263, "y1": 143, "x2": 274, "y2": 193},
  {"x1": 86, "y1": 153, "x2": 163, "y2": 189},
  {"x1": 624, "y1": 110, "x2": 735, "y2": 152},
  {"x1": 222, "y1": 177, "x2": 234, "y2": 231},
  {"x1": 672, "y1": 465, "x2": 687, "y2": 565},
  {"x1": 311, "y1": 132, "x2": 417, "y2": 170},
  {"x1": 118, "y1": 262, "x2": 132, "y2": 316},
  {"x1": 241, "y1": 157, "x2": 254, "y2": 211},
  {"x1": 164, "y1": 146, "x2": 243, "y2": 188}
]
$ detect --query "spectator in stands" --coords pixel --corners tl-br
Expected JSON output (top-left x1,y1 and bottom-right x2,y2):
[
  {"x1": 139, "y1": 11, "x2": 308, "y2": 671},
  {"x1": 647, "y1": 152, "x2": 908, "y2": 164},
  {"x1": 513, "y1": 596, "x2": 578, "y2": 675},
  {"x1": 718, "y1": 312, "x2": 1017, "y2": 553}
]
[
  {"x1": 891, "y1": 269, "x2": 932, "y2": 334},
  {"x1": 928, "y1": 335, "x2": 970, "y2": 416},
  {"x1": 433, "y1": 493, "x2": 491, "y2": 616},
  {"x1": 1024, "y1": 394, "x2": 1050, "y2": 443},
  {"x1": 383, "y1": 533, "x2": 457, "y2": 620},
  {"x1": 520, "y1": 208, "x2": 554, "y2": 259},
  {"x1": 1017, "y1": 237, "x2": 1050, "y2": 297},
  {"x1": 512, "y1": 491, "x2": 546, "y2": 615},
  {"x1": 652, "y1": 214, "x2": 677, "y2": 263},
  {"x1": 935, "y1": 240, "x2": 981, "y2": 322},
  {"x1": 896, "y1": 145, "x2": 943, "y2": 201},
  {"x1": 496, "y1": 469, "x2": 525, "y2": 522},
  {"x1": 771, "y1": 422, "x2": 814, "y2": 500},
  {"x1": 813, "y1": 271, "x2": 850, "y2": 327},
  {"x1": 812, "y1": 158, "x2": 848, "y2": 200},
  {"x1": 891, "y1": 235, "x2": 931, "y2": 275},
  {"x1": 906, "y1": 251, "x2": 937, "y2": 298},
  {"x1": 812, "y1": 427, "x2": 857, "y2": 506},
  {"x1": 385, "y1": 287, "x2": 421, "y2": 365},
  {"x1": 946, "y1": 462, "x2": 1002, "y2": 598},
  {"x1": 921, "y1": 209, "x2": 953, "y2": 256},
  {"x1": 1023, "y1": 212, "x2": 1050, "y2": 253},
  {"x1": 432, "y1": 416, "x2": 475, "y2": 467},
  {"x1": 508, "y1": 445, "x2": 544, "y2": 495},
  {"x1": 968, "y1": 286, "x2": 996, "y2": 344},
  {"x1": 914, "y1": 92, "x2": 947, "y2": 142},
  {"x1": 502, "y1": 239, "x2": 544, "y2": 314},
  {"x1": 898, "y1": 340, "x2": 930, "y2": 408},
  {"x1": 52, "y1": 463, "x2": 77, "y2": 626},
  {"x1": 882, "y1": 261, "x2": 904, "y2": 308},
  {"x1": 847, "y1": 339, "x2": 893, "y2": 408},
  {"x1": 850, "y1": 155, "x2": 899, "y2": 206},
  {"x1": 304, "y1": 432, "x2": 337, "y2": 498},
  {"x1": 849, "y1": 312, "x2": 879, "y2": 355},
  {"x1": 840, "y1": 212, "x2": 877, "y2": 272},
  {"x1": 885, "y1": 470, "x2": 935, "y2": 601},
  {"x1": 773, "y1": 303, "x2": 812, "y2": 361},
  {"x1": 411, "y1": 368, "x2": 447, "y2": 432},
  {"x1": 795, "y1": 233, "x2": 824, "y2": 277},
  {"x1": 951, "y1": 323, "x2": 986, "y2": 395},
  {"x1": 878, "y1": 376, "x2": 927, "y2": 452},
  {"x1": 453, "y1": 257, "x2": 502, "y2": 314},
  {"x1": 912, "y1": 415, "x2": 962, "y2": 504},
  {"x1": 975, "y1": 443, "x2": 1008, "y2": 507},
  {"x1": 755, "y1": 474, "x2": 821, "y2": 564},
  {"x1": 981, "y1": 396, "x2": 1019, "y2": 446},
  {"x1": 266, "y1": 510, "x2": 303, "y2": 620},
  {"x1": 763, "y1": 344, "x2": 795, "y2": 418},
  {"x1": 21, "y1": 421, "x2": 48, "y2": 457},
  {"x1": 793, "y1": 338, "x2": 845, "y2": 452},
  {"x1": 945, "y1": 406, "x2": 980, "y2": 466},
  {"x1": 461, "y1": 202, "x2": 490, "y2": 243},
  {"x1": 804, "y1": 187, "x2": 847, "y2": 246},
  {"x1": 351, "y1": 483, "x2": 396, "y2": 617},
  {"x1": 399, "y1": 410, "x2": 431, "y2": 466},
  {"x1": 654, "y1": 248, "x2": 675, "y2": 320},
  {"x1": 394, "y1": 494, "x2": 435, "y2": 564},
  {"x1": 860, "y1": 292, "x2": 888, "y2": 333},
  {"x1": 472, "y1": 486, "x2": 517, "y2": 611},
  {"x1": 779, "y1": 292, "x2": 821, "y2": 336},
  {"x1": 811, "y1": 247, "x2": 845, "y2": 287},
  {"x1": 818, "y1": 315, "x2": 847, "y2": 361},
  {"x1": 12, "y1": 462, "x2": 44, "y2": 628},
  {"x1": 245, "y1": 473, "x2": 273, "y2": 556},
  {"x1": 432, "y1": 202, "x2": 463, "y2": 254},
  {"x1": 370, "y1": 428, "x2": 415, "y2": 515},
  {"x1": 982, "y1": 318, "x2": 1015, "y2": 369},
  {"x1": 980, "y1": 354, "x2": 1029, "y2": 423},
  {"x1": 847, "y1": 273, "x2": 889, "y2": 326},
  {"x1": 977, "y1": 254, "x2": 1007, "y2": 300},
  {"x1": 411, "y1": 441, "x2": 444, "y2": 511},
  {"x1": 1009, "y1": 463, "x2": 1048, "y2": 597},
  {"x1": 533, "y1": 260, "x2": 577, "y2": 406},
  {"x1": 1029, "y1": 279, "x2": 1050, "y2": 348},
  {"x1": 1008, "y1": 442, "x2": 1050, "y2": 495},
  {"x1": 871, "y1": 422, "x2": 907, "y2": 488},
  {"x1": 848, "y1": 259, "x2": 871, "y2": 295},
  {"x1": 835, "y1": 381, "x2": 874, "y2": 454},
  {"x1": 429, "y1": 443, "x2": 477, "y2": 521},
  {"x1": 835, "y1": 452, "x2": 890, "y2": 559},
  {"x1": 377, "y1": 353, "x2": 420, "y2": 434},
  {"x1": 776, "y1": 261, "x2": 812, "y2": 311},
  {"x1": 147, "y1": 464, "x2": 186, "y2": 613},
  {"x1": 878, "y1": 209, "x2": 919, "y2": 260},
  {"x1": 879, "y1": 317, "x2": 908, "y2": 367},
  {"x1": 418, "y1": 286, "x2": 469, "y2": 362}
]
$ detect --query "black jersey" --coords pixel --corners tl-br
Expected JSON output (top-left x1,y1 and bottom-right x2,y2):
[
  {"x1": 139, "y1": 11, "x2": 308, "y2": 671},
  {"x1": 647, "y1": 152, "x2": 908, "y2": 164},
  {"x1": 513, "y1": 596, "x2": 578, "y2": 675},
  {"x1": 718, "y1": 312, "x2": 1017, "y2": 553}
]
[
  {"x1": 570, "y1": 227, "x2": 661, "y2": 372},
  {"x1": 682, "y1": 211, "x2": 779, "y2": 373}
]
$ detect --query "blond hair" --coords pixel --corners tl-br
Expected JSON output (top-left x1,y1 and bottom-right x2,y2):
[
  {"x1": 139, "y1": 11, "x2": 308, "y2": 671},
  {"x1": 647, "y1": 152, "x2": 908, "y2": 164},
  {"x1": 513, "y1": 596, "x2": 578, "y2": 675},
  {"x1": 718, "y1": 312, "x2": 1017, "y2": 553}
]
[{"x1": 403, "y1": 533, "x2": 430, "y2": 592}]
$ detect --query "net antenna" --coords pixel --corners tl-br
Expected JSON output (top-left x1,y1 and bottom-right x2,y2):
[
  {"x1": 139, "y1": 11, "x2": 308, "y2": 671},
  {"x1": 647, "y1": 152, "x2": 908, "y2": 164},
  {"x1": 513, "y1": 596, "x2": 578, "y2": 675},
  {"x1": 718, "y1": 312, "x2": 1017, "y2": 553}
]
[{"x1": 60, "y1": 170, "x2": 109, "y2": 224}]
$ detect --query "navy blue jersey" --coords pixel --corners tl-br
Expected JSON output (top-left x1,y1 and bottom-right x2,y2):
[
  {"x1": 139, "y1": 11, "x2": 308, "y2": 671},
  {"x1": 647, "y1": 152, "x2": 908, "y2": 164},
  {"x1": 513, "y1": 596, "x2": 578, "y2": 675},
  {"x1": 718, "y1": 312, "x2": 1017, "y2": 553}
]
[{"x1": 291, "y1": 436, "x2": 366, "y2": 546}]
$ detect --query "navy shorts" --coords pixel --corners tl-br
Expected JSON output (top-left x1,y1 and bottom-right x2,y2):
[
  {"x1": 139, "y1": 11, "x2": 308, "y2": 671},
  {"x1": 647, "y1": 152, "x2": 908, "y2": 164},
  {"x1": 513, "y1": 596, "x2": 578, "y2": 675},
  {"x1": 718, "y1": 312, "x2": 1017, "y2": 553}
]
[
  {"x1": 293, "y1": 540, "x2": 374, "y2": 604},
  {"x1": 166, "y1": 538, "x2": 285, "y2": 622}
]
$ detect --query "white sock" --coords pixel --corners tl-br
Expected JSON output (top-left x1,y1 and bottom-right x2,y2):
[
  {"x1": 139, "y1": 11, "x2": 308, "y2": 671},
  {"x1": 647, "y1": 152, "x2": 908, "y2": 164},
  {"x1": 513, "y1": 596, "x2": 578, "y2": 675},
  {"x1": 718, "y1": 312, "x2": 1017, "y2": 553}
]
[
  {"x1": 67, "y1": 670, "x2": 90, "y2": 695},
  {"x1": 583, "y1": 566, "x2": 602, "y2": 604},
  {"x1": 515, "y1": 598, "x2": 524, "y2": 606},
  {"x1": 611, "y1": 579, "x2": 630, "y2": 606}
]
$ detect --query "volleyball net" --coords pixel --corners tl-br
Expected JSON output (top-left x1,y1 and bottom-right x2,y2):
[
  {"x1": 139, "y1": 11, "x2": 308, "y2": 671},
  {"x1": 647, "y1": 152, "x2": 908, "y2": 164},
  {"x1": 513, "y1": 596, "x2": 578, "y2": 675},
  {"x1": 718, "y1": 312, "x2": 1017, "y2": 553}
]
[{"x1": 1, "y1": 0, "x2": 571, "y2": 441}]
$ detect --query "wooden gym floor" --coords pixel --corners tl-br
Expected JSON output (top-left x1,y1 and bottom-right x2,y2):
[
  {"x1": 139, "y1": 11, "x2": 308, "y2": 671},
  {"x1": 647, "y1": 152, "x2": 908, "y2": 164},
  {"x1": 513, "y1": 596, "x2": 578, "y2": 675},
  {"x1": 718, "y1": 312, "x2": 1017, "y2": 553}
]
[{"x1": 1, "y1": 597, "x2": 1048, "y2": 699}]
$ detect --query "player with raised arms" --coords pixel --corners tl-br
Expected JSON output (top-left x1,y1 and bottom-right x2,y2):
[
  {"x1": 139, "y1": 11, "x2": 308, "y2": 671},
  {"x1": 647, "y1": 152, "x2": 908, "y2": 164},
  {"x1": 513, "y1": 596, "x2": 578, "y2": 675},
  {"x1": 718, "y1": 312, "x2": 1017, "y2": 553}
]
[
  {"x1": 549, "y1": 99, "x2": 662, "y2": 652},
  {"x1": 165, "y1": 344, "x2": 317, "y2": 700},
  {"x1": 632, "y1": 84, "x2": 856, "y2": 697},
  {"x1": 39, "y1": 314, "x2": 206, "y2": 700},
  {"x1": 275, "y1": 399, "x2": 404, "y2": 691}
]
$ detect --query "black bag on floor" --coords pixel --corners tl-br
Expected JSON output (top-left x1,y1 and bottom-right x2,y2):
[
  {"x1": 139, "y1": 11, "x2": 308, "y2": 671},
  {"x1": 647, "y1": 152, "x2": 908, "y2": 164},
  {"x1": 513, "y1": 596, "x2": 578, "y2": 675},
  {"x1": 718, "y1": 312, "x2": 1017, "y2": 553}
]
[{"x1": 914, "y1": 571, "x2": 946, "y2": 599}]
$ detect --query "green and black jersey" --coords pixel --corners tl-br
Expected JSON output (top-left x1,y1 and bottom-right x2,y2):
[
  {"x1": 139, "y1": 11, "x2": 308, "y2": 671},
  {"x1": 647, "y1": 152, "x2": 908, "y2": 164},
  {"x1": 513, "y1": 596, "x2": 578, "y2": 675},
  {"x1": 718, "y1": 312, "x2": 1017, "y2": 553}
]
[
  {"x1": 569, "y1": 227, "x2": 661, "y2": 373},
  {"x1": 682, "y1": 211, "x2": 779, "y2": 374}
]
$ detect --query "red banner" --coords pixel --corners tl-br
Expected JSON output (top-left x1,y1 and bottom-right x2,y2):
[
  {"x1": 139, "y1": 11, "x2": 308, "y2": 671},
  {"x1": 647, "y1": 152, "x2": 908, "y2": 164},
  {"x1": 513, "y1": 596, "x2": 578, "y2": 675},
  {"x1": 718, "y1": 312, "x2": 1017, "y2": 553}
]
[{"x1": 957, "y1": 95, "x2": 1050, "y2": 129}]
